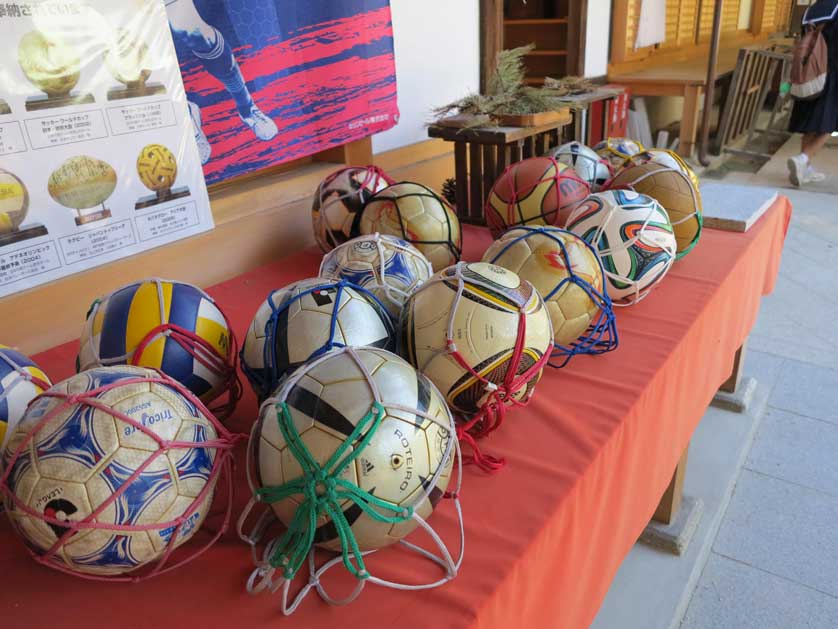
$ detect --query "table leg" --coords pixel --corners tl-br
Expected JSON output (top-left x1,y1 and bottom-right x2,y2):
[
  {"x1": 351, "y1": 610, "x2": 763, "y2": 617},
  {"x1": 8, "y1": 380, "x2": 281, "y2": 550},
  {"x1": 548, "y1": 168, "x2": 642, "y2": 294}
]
[
  {"x1": 653, "y1": 446, "x2": 689, "y2": 525},
  {"x1": 679, "y1": 85, "x2": 702, "y2": 159},
  {"x1": 719, "y1": 342, "x2": 747, "y2": 394},
  {"x1": 454, "y1": 142, "x2": 469, "y2": 220},
  {"x1": 469, "y1": 143, "x2": 485, "y2": 223}
]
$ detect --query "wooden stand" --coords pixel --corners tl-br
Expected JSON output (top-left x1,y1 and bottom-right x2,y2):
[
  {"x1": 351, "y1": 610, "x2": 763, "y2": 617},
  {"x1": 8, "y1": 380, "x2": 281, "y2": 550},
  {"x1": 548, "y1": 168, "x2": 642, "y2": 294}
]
[
  {"x1": 74, "y1": 207, "x2": 112, "y2": 226},
  {"x1": 25, "y1": 92, "x2": 95, "y2": 112},
  {"x1": 107, "y1": 82, "x2": 167, "y2": 101},
  {"x1": 0, "y1": 224, "x2": 48, "y2": 247},
  {"x1": 427, "y1": 114, "x2": 571, "y2": 224},
  {"x1": 135, "y1": 186, "x2": 191, "y2": 210}
]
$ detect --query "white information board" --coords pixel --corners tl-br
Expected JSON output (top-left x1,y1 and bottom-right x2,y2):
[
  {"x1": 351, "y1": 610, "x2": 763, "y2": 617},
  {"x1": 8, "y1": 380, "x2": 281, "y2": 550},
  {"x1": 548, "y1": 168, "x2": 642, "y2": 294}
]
[{"x1": 0, "y1": 0, "x2": 213, "y2": 298}]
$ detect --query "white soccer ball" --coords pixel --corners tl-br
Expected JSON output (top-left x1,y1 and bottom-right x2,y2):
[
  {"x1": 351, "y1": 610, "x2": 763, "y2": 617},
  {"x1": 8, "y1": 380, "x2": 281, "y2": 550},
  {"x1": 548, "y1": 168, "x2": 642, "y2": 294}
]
[
  {"x1": 253, "y1": 346, "x2": 455, "y2": 552},
  {"x1": 241, "y1": 278, "x2": 396, "y2": 400},
  {"x1": 565, "y1": 190, "x2": 677, "y2": 306},
  {"x1": 319, "y1": 233, "x2": 433, "y2": 319}
]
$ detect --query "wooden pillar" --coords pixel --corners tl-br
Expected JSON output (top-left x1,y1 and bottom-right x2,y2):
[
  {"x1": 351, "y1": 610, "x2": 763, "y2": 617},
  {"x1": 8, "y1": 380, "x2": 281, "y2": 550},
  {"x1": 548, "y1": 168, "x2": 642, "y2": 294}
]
[
  {"x1": 480, "y1": 0, "x2": 504, "y2": 92},
  {"x1": 653, "y1": 446, "x2": 689, "y2": 525}
]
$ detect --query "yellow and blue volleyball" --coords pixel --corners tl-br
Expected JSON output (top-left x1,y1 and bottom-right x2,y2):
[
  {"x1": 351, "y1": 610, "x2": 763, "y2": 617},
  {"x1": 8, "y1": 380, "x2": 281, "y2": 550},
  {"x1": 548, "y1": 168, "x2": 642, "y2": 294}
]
[
  {"x1": 0, "y1": 345, "x2": 51, "y2": 451},
  {"x1": 78, "y1": 279, "x2": 234, "y2": 404}
]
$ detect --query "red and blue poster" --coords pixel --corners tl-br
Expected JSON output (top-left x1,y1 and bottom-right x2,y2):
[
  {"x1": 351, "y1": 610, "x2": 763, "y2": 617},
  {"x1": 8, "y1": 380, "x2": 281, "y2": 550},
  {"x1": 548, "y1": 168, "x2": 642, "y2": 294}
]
[{"x1": 166, "y1": 0, "x2": 399, "y2": 185}]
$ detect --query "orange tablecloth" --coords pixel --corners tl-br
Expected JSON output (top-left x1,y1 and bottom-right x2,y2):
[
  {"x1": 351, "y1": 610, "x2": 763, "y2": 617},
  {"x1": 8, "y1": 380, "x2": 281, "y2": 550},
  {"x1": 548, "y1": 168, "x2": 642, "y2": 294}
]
[{"x1": 0, "y1": 197, "x2": 791, "y2": 629}]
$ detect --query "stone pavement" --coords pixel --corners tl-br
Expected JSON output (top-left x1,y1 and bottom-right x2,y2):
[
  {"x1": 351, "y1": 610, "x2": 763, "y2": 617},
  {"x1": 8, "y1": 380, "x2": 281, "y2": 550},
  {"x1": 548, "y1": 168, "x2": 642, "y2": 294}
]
[{"x1": 680, "y1": 179, "x2": 838, "y2": 627}]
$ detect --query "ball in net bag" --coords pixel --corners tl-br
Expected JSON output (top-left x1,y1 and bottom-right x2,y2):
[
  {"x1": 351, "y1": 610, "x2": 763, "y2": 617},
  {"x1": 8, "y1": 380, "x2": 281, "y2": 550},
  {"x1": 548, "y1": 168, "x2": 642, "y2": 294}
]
[
  {"x1": 566, "y1": 191, "x2": 677, "y2": 306},
  {"x1": 610, "y1": 157, "x2": 702, "y2": 259},
  {"x1": 0, "y1": 345, "x2": 51, "y2": 452},
  {"x1": 312, "y1": 166, "x2": 394, "y2": 253},
  {"x1": 319, "y1": 233, "x2": 433, "y2": 320},
  {"x1": 547, "y1": 141, "x2": 613, "y2": 192},
  {"x1": 0, "y1": 366, "x2": 237, "y2": 579},
  {"x1": 78, "y1": 279, "x2": 240, "y2": 421},
  {"x1": 360, "y1": 182, "x2": 462, "y2": 272},
  {"x1": 401, "y1": 262, "x2": 553, "y2": 470},
  {"x1": 482, "y1": 226, "x2": 617, "y2": 367},
  {"x1": 240, "y1": 278, "x2": 396, "y2": 402},
  {"x1": 485, "y1": 156, "x2": 590, "y2": 236},
  {"x1": 238, "y1": 346, "x2": 463, "y2": 614}
]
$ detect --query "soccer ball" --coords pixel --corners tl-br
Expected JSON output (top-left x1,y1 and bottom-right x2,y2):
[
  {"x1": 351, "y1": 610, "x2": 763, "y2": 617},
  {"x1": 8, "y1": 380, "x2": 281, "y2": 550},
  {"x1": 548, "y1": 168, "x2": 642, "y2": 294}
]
[
  {"x1": 0, "y1": 345, "x2": 51, "y2": 452},
  {"x1": 360, "y1": 182, "x2": 462, "y2": 272},
  {"x1": 0, "y1": 366, "x2": 226, "y2": 576},
  {"x1": 594, "y1": 137, "x2": 645, "y2": 169},
  {"x1": 548, "y1": 142, "x2": 613, "y2": 192},
  {"x1": 613, "y1": 154, "x2": 703, "y2": 258},
  {"x1": 241, "y1": 278, "x2": 396, "y2": 401},
  {"x1": 623, "y1": 148, "x2": 701, "y2": 191},
  {"x1": 253, "y1": 346, "x2": 454, "y2": 552},
  {"x1": 566, "y1": 191, "x2": 677, "y2": 306},
  {"x1": 319, "y1": 233, "x2": 433, "y2": 319},
  {"x1": 78, "y1": 279, "x2": 235, "y2": 407},
  {"x1": 136, "y1": 144, "x2": 178, "y2": 192},
  {"x1": 482, "y1": 226, "x2": 613, "y2": 350},
  {"x1": 610, "y1": 161, "x2": 702, "y2": 258},
  {"x1": 311, "y1": 166, "x2": 394, "y2": 252},
  {"x1": 0, "y1": 169, "x2": 29, "y2": 234},
  {"x1": 402, "y1": 262, "x2": 553, "y2": 418},
  {"x1": 485, "y1": 157, "x2": 590, "y2": 237}
]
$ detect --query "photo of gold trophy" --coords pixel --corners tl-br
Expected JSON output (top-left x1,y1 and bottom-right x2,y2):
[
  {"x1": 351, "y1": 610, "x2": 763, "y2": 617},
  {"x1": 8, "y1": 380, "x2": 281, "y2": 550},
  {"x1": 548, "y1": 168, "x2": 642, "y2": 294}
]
[
  {"x1": 18, "y1": 30, "x2": 94, "y2": 111},
  {"x1": 48, "y1": 156, "x2": 116, "y2": 226},
  {"x1": 134, "y1": 144, "x2": 190, "y2": 210},
  {"x1": 105, "y1": 29, "x2": 166, "y2": 101},
  {"x1": 0, "y1": 169, "x2": 48, "y2": 247},
  {"x1": 0, "y1": 99, "x2": 10, "y2": 115}
]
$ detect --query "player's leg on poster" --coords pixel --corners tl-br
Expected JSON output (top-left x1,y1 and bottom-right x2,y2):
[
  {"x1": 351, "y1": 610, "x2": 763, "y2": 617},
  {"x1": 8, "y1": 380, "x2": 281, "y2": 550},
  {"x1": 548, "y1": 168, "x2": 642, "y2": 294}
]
[{"x1": 166, "y1": 0, "x2": 278, "y2": 142}]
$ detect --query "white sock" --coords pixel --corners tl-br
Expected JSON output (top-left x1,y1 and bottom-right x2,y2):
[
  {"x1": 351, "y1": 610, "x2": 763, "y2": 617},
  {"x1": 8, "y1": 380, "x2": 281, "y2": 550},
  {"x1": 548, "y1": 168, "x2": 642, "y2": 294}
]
[{"x1": 798, "y1": 153, "x2": 810, "y2": 164}]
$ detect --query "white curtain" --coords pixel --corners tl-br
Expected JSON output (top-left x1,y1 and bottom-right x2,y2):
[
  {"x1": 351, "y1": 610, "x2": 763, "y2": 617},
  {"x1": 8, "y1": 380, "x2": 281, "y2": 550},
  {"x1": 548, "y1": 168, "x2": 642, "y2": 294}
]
[{"x1": 635, "y1": 0, "x2": 667, "y2": 49}]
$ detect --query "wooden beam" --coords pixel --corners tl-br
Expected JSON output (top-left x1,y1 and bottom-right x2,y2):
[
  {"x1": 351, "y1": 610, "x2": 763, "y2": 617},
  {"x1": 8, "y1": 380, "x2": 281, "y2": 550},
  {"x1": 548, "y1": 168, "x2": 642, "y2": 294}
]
[
  {"x1": 312, "y1": 136, "x2": 373, "y2": 166},
  {"x1": 480, "y1": 0, "x2": 504, "y2": 92},
  {"x1": 751, "y1": 0, "x2": 767, "y2": 34},
  {"x1": 611, "y1": 0, "x2": 630, "y2": 65}
]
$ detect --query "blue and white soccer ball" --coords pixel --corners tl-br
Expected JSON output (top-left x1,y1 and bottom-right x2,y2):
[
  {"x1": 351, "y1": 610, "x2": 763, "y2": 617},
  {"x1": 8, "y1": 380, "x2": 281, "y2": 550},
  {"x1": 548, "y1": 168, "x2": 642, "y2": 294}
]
[
  {"x1": 0, "y1": 345, "x2": 50, "y2": 452},
  {"x1": 0, "y1": 366, "x2": 220, "y2": 576},
  {"x1": 319, "y1": 233, "x2": 434, "y2": 319}
]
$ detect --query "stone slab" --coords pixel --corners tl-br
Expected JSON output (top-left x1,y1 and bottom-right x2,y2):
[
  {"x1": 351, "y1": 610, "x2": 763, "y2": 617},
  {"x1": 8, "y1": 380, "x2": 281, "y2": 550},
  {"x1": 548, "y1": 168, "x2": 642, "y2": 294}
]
[
  {"x1": 747, "y1": 408, "x2": 838, "y2": 499},
  {"x1": 682, "y1": 553, "x2": 838, "y2": 629},
  {"x1": 769, "y1": 360, "x2": 838, "y2": 424},
  {"x1": 713, "y1": 469, "x2": 838, "y2": 597}
]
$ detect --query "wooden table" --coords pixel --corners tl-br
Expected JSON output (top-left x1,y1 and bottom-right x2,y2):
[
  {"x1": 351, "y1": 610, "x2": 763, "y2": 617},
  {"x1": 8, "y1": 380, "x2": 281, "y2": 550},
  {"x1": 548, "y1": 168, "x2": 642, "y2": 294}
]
[
  {"x1": 608, "y1": 47, "x2": 741, "y2": 158},
  {"x1": 427, "y1": 113, "x2": 572, "y2": 224}
]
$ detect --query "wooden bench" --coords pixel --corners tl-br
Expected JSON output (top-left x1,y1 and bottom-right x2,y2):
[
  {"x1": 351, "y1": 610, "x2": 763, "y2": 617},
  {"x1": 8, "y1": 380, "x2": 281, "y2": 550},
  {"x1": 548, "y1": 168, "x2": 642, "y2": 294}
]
[{"x1": 608, "y1": 47, "x2": 742, "y2": 158}]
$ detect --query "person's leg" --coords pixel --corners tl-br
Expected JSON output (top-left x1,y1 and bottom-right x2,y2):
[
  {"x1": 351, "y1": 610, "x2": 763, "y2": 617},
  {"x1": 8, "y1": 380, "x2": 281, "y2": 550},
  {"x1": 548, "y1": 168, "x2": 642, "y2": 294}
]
[
  {"x1": 788, "y1": 132, "x2": 830, "y2": 187},
  {"x1": 802, "y1": 132, "x2": 831, "y2": 160},
  {"x1": 168, "y1": 0, "x2": 277, "y2": 140}
]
